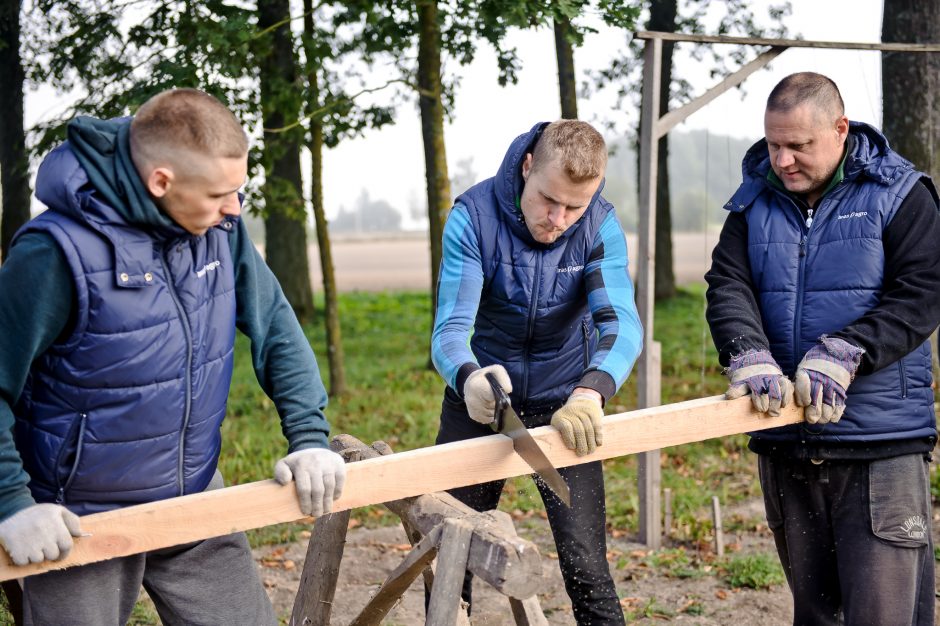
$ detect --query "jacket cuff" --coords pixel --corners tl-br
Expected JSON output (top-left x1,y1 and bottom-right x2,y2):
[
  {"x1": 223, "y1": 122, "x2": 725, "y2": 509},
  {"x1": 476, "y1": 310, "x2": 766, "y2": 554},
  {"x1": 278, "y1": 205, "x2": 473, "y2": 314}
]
[
  {"x1": 455, "y1": 362, "x2": 480, "y2": 398},
  {"x1": 575, "y1": 370, "x2": 616, "y2": 405}
]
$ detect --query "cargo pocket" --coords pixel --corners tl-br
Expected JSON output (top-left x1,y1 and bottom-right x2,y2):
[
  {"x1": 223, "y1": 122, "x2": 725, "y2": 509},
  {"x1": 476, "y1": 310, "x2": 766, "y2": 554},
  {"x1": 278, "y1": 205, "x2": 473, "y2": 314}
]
[{"x1": 869, "y1": 454, "x2": 930, "y2": 548}]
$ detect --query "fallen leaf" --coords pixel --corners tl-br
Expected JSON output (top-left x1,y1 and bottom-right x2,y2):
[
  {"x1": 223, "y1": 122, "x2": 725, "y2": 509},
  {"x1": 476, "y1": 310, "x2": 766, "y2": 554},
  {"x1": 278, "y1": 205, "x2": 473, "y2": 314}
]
[{"x1": 715, "y1": 589, "x2": 728, "y2": 600}]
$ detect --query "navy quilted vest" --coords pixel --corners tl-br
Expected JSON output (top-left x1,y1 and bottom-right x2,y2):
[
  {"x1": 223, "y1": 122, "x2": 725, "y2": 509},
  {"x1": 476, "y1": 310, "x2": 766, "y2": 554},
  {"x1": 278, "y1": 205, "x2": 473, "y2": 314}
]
[
  {"x1": 727, "y1": 122, "x2": 935, "y2": 443},
  {"x1": 13, "y1": 143, "x2": 236, "y2": 514},
  {"x1": 456, "y1": 123, "x2": 614, "y2": 417}
]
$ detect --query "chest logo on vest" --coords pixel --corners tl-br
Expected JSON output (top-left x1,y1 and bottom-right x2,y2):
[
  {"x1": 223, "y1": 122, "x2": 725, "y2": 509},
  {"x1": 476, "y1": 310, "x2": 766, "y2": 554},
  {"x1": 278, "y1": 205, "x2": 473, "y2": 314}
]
[
  {"x1": 836, "y1": 211, "x2": 868, "y2": 221},
  {"x1": 196, "y1": 260, "x2": 222, "y2": 278},
  {"x1": 557, "y1": 264, "x2": 584, "y2": 274}
]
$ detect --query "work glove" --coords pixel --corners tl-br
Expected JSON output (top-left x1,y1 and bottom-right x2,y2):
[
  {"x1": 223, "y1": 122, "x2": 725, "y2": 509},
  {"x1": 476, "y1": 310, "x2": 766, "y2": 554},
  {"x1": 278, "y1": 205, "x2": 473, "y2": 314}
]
[
  {"x1": 0, "y1": 503, "x2": 83, "y2": 566},
  {"x1": 725, "y1": 350, "x2": 794, "y2": 417},
  {"x1": 463, "y1": 364, "x2": 512, "y2": 424},
  {"x1": 794, "y1": 336, "x2": 864, "y2": 425},
  {"x1": 551, "y1": 393, "x2": 604, "y2": 456},
  {"x1": 274, "y1": 448, "x2": 347, "y2": 517}
]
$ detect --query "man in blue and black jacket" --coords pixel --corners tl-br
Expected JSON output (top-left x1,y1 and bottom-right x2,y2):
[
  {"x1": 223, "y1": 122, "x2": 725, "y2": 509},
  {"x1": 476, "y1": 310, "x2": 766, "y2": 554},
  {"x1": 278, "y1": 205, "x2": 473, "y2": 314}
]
[
  {"x1": 706, "y1": 72, "x2": 940, "y2": 625},
  {"x1": 0, "y1": 89, "x2": 346, "y2": 624},
  {"x1": 432, "y1": 120, "x2": 643, "y2": 624}
]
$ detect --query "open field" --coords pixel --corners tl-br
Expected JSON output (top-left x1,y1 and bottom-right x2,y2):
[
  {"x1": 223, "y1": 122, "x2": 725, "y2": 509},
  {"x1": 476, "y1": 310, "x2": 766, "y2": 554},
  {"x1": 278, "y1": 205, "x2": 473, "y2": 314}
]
[{"x1": 298, "y1": 231, "x2": 721, "y2": 292}]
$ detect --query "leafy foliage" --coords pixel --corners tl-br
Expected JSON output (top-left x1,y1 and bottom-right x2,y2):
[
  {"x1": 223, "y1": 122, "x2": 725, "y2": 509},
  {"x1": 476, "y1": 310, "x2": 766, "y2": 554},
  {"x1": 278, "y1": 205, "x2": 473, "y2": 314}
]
[{"x1": 721, "y1": 552, "x2": 786, "y2": 589}]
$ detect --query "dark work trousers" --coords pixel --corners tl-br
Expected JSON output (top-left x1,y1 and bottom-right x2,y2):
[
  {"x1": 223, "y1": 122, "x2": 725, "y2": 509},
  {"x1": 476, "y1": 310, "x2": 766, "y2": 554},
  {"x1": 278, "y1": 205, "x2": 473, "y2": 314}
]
[
  {"x1": 758, "y1": 453, "x2": 935, "y2": 626},
  {"x1": 435, "y1": 388, "x2": 625, "y2": 625},
  {"x1": 22, "y1": 472, "x2": 277, "y2": 626}
]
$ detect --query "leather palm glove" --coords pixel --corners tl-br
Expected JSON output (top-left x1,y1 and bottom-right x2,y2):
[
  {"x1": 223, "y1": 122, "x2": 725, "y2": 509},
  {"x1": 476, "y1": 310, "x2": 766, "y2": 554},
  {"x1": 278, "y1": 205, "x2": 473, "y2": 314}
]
[
  {"x1": 725, "y1": 350, "x2": 794, "y2": 417},
  {"x1": 274, "y1": 448, "x2": 347, "y2": 517},
  {"x1": 463, "y1": 364, "x2": 512, "y2": 424},
  {"x1": 0, "y1": 503, "x2": 83, "y2": 566},
  {"x1": 794, "y1": 336, "x2": 864, "y2": 425},
  {"x1": 551, "y1": 392, "x2": 603, "y2": 456}
]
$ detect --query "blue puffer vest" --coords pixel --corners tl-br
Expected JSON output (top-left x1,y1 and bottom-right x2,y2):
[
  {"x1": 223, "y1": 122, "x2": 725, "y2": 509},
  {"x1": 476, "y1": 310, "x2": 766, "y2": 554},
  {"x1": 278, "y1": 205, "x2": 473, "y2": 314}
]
[
  {"x1": 456, "y1": 122, "x2": 614, "y2": 417},
  {"x1": 727, "y1": 122, "x2": 935, "y2": 443},
  {"x1": 13, "y1": 143, "x2": 236, "y2": 514}
]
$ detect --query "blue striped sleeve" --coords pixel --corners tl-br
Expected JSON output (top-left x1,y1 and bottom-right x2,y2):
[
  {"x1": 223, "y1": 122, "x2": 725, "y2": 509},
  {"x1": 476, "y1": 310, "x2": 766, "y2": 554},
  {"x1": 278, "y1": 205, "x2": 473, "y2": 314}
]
[
  {"x1": 431, "y1": 204, "x2": 484, "y2": 390},
  {"x1": 582, "y1": 211, "x2": 644, "y2": 393}
]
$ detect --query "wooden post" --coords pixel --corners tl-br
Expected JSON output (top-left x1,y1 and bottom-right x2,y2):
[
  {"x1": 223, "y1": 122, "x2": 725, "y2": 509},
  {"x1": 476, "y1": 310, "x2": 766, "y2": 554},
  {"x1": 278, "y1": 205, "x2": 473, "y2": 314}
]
[
  {"x1": 425, "y1": 518, "x2": 474, "y2": 625},
  {"x1": 348, "y1": 524, "x2": 444, "y2": 626},
  {"x1": 636, "y1": 35, "x2": 663, "y2": 550},
  {"x1": 509, "y1": 596, "x2": 551, "y2": 626},
  {"x1": 663, "y1": 487, "x2": 672, "y2": 541},
  {"x1": 712, "y1": 496, "x2": 724, "y2": 557},
  {"x1": 289, "y1": 448, "x2": 360, "y2": 625}
]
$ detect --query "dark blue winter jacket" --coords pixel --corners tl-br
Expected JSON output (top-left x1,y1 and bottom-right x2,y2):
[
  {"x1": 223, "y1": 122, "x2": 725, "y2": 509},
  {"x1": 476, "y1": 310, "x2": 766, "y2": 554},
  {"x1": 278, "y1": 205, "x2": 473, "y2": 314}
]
[
  {"x1": 728, "y1": 122, "x2": 935, "y2": 443},
  {"x1": 431, "y1": 123, "x2": 643, "y2": 417}
]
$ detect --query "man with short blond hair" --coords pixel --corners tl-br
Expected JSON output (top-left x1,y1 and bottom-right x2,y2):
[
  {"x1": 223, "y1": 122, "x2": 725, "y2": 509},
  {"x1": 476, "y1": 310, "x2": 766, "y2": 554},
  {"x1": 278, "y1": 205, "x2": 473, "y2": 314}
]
[
  {"x1": 706, "y1": 72, "x2": 940, "y2": 624},
  {"x1": 432, "y1": 120, "x2": 643, "y2": 624},
  {"x1": 0, "y1": 88, "x2": 345, "y2": 625}
]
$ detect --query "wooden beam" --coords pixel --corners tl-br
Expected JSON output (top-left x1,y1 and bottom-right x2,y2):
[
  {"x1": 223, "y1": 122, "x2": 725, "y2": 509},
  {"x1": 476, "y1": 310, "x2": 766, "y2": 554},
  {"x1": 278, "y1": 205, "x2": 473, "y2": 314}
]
[
  {"x1": 636, "y1": 36, "x2": 663, "y2": 549},
  {"x1": 634, "y1": 30, "x2": 940, "y2": 52},
  {"x1": 0, "y1": 395, "x2": 801, "y2": 581},
  {"x1": 655, "y1": 47, "x2": 785, "y2": 138}
]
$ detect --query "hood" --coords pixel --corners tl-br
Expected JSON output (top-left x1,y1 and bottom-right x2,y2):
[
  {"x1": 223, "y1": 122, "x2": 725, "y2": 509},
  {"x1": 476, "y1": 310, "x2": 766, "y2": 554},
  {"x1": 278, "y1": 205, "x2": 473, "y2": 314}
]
[
  {"x1": 35, "y1": 116, "x2": 184, "y2": 239},
  {"x1": 725, "y1": 121, "x2": 915, "y2": 214},
  {"x1": 492, "y1": 121, "x2": 607, "y2": 248}
]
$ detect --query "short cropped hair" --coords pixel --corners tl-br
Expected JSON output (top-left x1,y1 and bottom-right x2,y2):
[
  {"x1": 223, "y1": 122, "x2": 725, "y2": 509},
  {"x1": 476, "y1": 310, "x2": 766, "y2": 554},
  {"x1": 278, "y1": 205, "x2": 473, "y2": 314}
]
[
  {"x1": 530, "y1": 120, "x2": 607, "y2": 183},
  {"x1": 130, "y1": 88, "x2": 248, "y2": 170},
  {"x1": 766, "y1": 72, "x2": 845, "y2": 121}
]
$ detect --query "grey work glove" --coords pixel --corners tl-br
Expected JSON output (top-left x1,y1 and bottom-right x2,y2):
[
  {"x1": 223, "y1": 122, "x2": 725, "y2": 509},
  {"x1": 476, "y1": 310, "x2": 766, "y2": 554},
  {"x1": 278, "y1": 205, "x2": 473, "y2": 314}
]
[
  {"x1": 551, "y1": 393, "x2": 604, "y2": 456},
  {"x1": 0, "y1": 503, "x2": 83, "y2": 566},
  {"x1": 794, "y1": 336, "x2": 864, "y2": 425},
  {"x1": 274, "y1": 448, "x2": 347, "y2": 517},
  {"x1": 725, "y1": 350, "x2": 794, "y2": 417},
  {"x1": 462, "y1": 364, "x2": 512, "y2": 424}
]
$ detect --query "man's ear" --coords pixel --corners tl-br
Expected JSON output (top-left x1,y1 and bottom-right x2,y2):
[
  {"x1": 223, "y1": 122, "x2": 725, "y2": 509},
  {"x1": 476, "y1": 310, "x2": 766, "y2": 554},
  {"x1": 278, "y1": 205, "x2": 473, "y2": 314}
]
[
  {"x1": 835, "y1": 115, "x2": 849, "y2": 144},
  {"x1": 145, "y1": 166, "x2": 174, "y2": 199},
  {"x1": 521, "y1": 153, "x2": 533, "y2": 182}
]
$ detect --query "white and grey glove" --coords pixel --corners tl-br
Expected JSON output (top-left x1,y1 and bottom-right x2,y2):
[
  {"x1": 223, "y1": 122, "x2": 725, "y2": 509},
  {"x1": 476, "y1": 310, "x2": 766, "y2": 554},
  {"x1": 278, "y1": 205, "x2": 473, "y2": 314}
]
[
  {"x1": 274, "y1": 448, "x2": 347, "y2": 517},
  {"x1": 0, "y1": 503, "x2": 83, "y2": 566},
  {"x1": 551, "y1": 393, "x2": 604, "y2": 456},
  {"x1": 462, "y1": 365, "x2": 512, "y2": 424}
]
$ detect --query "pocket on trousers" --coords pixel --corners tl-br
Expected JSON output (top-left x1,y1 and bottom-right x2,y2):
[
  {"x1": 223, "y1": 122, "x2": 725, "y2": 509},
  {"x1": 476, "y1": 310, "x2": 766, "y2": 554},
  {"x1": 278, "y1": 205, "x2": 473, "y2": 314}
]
[{"x1": 868, "y1": 455, "x2": 931, "y2": 548}]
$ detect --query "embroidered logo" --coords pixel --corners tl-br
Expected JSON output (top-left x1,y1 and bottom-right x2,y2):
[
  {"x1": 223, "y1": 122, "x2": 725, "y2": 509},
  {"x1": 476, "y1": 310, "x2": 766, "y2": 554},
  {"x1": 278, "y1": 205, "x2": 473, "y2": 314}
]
[
  {"x1": 836, "y1": 211, "x2": 868, "y2": 220},
  {"x1": 557, "y1": 264, "x2": 584, "y2": 274},
  {"x1": 196, "y1": 260, "x2": 221, "y2": 278},
  {"x1": 901, "y1": 515, "x2": 927, "y2": 540}
]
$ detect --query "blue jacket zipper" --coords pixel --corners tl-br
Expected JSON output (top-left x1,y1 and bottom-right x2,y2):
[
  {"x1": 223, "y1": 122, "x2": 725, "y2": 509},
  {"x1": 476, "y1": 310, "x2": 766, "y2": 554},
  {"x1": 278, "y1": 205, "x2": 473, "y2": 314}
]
[
  {"x1": 160, "y1": 251, "x2": 194, "y2": 496},
  {"x1": 520, "y1": 252, "x2": 544, "y2": 411},
  {"x1": 55, "y1": 412, "x2": 88, "y2": 504}
]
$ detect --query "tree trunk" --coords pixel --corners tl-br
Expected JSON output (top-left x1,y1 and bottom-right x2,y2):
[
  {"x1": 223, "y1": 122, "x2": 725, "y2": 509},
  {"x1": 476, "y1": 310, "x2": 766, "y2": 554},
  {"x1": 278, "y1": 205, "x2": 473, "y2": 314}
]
[
  {"x1": 882, "y1": 0, "x2": 939, "y2": 184},
  {"x1": 0, "y1": 0, "x2": 31, "y2": 262},
  {"x1": 649, "y1": 0, "x2": 677, "y2": 301},
  {"x1": 553, "y1": 16, "x2": 578, "y2": 119},
  {"x1": 417, "y1": 0, "x2": 451, "y2": 359},
  {"x1": 257, "y1": 0, "x2": 315, "y2": 323},
  {"x1": 303, "y1": 4, "x2": 346, "y2": 396}
]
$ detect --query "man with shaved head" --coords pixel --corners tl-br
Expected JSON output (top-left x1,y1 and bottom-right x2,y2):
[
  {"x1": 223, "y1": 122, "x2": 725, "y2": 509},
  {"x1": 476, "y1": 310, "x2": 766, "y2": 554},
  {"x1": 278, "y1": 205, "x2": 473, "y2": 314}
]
[
  {"x1": 0, "y1": 88, "x2": 346, "y2": 624},
  {"x1": 706, "y1": 72, "x2": 940, "y2": 624}
]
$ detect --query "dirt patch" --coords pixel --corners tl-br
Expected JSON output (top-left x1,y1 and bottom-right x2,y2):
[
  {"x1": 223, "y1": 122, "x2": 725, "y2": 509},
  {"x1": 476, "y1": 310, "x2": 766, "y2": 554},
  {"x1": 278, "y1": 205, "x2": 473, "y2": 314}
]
[{"x1": 252, "y1": 497, "x2": 820, "y2": 624}]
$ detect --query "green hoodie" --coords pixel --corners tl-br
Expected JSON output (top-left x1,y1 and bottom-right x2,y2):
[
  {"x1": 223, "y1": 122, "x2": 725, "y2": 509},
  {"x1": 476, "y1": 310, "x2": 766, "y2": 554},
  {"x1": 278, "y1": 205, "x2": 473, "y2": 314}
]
[{"x1": 0, "y1": 117, "x2": 331, "y2": 521}]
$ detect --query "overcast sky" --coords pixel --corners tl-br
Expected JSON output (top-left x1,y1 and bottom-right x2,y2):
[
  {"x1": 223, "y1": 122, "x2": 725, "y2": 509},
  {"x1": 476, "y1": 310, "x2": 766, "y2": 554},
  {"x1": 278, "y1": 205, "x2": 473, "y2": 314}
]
[
  {"x1": 23, "y1": 0, "x2": 886, "y2": 224},
  {"x1": 320, "y1": 0, "x2": 885, "y2": 225}
]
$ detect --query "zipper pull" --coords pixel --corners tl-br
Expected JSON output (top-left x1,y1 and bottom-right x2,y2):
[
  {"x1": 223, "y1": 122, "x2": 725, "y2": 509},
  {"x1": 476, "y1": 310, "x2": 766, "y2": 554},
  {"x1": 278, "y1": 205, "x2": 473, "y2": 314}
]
[
  {"x1": 55, "y1": 487, "x2": 65, "y2": 505},
  {"x1": 800, "y1": 235, "x2": 808, "y2": 257},
  {"x1": 805, "y1": 208, "x2": 814, "y2": 229}
]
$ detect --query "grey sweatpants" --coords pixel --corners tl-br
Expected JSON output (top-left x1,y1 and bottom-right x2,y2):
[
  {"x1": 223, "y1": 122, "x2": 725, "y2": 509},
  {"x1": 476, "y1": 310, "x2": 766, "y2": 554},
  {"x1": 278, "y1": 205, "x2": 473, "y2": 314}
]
[
  {"x1": 758, "y1": 453, "x2": 935, "y2": 626},
  {"x1": 22, "y1": 473, "x2": 277, "y2": 626}
]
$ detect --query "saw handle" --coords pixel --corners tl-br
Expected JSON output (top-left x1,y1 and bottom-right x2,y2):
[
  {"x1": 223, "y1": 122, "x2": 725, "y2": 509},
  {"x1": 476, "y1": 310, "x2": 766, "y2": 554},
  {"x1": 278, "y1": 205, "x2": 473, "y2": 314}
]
[{"x1": 484, "y1": 372, "x2": 509, "y2": 432}]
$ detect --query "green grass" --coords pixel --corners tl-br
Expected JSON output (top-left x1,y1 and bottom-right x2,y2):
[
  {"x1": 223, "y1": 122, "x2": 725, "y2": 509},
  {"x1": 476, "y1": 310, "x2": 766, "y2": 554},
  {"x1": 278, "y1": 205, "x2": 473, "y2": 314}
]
[{"x1": 721, "y1": 553, "x2": 786, "y2": 589}]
